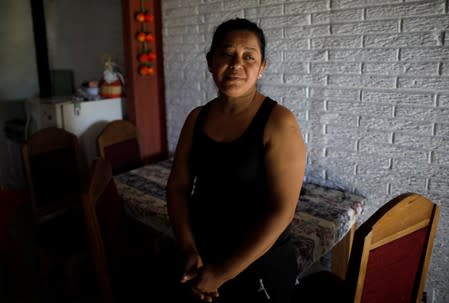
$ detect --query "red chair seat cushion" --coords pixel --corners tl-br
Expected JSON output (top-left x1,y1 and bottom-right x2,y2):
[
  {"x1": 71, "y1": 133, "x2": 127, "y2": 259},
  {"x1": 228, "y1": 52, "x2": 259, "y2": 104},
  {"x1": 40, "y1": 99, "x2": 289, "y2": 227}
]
[{"x1": 362, "y1": 227, "x2": 428, "y2": 303}]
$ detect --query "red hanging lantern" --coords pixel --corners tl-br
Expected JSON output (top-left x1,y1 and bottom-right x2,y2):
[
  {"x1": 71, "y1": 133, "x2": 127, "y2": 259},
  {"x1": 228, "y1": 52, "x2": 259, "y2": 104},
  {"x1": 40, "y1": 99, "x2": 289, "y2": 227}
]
[
  {"x1": 137, "y1": 53, "x2": 149, "y2": 63},
  {"x1": 136, "y1": 32, "x2": 147, "y2": 42},
  {"x1": 145, "y1": 33, "x2": 155, "y2": 43},
  {"x1": 134, "y1": 0, "x2": 156, "y2": 76},
  {"x1": 138, "y1": 64, "x2": 155, "y2": 76},
  {"x1": 135, "y1": 12, "x2": 145, "y2": 22},
  {"x1": 144, "y1": 13, "x2": 154, "y2": 23}
]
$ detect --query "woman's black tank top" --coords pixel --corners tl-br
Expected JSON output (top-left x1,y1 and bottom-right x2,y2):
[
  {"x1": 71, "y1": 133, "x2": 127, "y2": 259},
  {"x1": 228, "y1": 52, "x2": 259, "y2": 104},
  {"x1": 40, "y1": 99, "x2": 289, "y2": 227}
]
[{"x1": 189, "y1": 97, "x2": 291, "y2": 264}]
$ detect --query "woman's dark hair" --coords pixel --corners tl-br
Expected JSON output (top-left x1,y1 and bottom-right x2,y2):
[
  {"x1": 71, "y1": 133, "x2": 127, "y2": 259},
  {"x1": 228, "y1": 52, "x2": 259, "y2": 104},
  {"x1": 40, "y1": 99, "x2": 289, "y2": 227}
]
[{"x1": 207, "y1": 18, "x2": 266, "y2": 62}]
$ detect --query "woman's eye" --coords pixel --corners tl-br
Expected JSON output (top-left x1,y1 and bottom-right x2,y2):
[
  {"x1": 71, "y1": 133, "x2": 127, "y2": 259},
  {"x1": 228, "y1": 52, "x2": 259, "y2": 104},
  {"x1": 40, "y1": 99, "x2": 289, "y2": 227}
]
[
  {"x1": 245, "y1": 55, "x2": 255, "y2": 61},
  {"x1": 220, "y1": 51, "x2": 233, "y2": 57}
]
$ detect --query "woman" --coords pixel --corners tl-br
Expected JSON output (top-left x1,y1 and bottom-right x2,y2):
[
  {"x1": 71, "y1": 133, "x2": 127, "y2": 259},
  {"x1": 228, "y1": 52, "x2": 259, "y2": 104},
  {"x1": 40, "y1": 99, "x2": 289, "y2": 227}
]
[{"x1": 167, "y1": 18, "x2": 307, "y2": 303}]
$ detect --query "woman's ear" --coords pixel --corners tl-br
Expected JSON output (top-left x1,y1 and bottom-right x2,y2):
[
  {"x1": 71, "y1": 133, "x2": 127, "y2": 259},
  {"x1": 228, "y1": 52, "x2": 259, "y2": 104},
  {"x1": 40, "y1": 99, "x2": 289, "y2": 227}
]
[
  {"x1": 259, "y1": 60, "x2": 267, "y2": 77},
  {"x1": 206, "y1": 53, "x2": 213, "y2": 72}
]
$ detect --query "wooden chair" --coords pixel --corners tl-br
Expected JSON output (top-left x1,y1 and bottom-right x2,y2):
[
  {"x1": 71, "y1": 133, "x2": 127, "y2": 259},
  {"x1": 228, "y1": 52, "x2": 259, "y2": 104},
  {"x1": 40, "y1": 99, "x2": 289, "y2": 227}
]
[
  {"x1": 294, "y1": 193, "x2": 440, "y2": 303},
  {"x1": 82, "y1": 158, "x2": 119, "y2": 302},
  {"x1": 96, "y1": 120, "x2": 142, "y2": 175},
  {"x1": 21, "y1": 127, "x2": 88, "y2": 299},
  {"x1": 83, "y1": 159, "x2": 176, "y2": 303},
  {"x1": 22, "y1": 127, "x2": 84, "y2": 224}
]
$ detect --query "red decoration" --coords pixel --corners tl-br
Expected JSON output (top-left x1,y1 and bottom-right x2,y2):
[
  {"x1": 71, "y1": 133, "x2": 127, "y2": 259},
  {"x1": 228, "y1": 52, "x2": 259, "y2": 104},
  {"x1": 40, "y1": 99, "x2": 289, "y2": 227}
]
[
  {"x1": 135, "y1": 12, "x2": 145, "y2": 22},
  {"x1": 144, "y1": 13, "x2": 154, "y2": 23},
  {"x1": 138, "y1": 65, "x2": 154, "y2": 76},
  {"x1": 137, "y1": 53, "x2": 149, "y2": 63},
  {"x1": 136, "y1": 32, "x2": 147, "y2": 42},
  {"x1": 147, "y1": 52, "x2": 156, "y2": 61},
  {"x1": 145, "y1": 33, "x2": 155, "y2": 42},
  {"x1": 99, "y1": 78, "x2": 123, "y2": 98},
  {"x1": 134, "y1": 0, "x2": 156, "y2": 76}
]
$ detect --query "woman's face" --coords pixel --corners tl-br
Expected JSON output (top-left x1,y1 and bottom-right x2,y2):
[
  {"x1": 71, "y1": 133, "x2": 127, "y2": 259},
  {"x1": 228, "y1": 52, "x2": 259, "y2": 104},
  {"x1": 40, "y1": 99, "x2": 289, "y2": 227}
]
[{"x1": 208, "y1": 30, "x2": 266, "y2": 98}]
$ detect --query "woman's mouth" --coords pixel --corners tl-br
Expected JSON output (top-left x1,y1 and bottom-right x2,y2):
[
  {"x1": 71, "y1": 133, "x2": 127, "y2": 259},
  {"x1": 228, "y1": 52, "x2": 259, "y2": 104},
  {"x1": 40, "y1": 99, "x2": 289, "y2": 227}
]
[{"x1": 225, "y1": 74, "x2": 244, "y2": 81}]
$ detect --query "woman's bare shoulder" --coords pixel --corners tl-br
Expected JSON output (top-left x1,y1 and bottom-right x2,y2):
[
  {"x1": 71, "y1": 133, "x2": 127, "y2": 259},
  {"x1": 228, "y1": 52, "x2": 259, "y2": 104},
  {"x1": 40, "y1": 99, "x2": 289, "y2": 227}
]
[
  {"x1": 268, "y1": 102, "x2": 301, "y2": 131},
  {"x1": 183, "y1": 104, "x2": 206, "y2": 128},
  {"x1": 189, "y1": 105, "x2": 204, "y2": 118},
  {"x1": 262, "y1": 102, "x2": 303, "y2": 147}
]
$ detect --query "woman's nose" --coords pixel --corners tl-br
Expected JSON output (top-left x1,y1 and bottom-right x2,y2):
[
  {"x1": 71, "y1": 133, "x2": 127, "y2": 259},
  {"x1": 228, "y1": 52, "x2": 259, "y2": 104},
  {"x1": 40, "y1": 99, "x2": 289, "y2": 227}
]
[{"x1": 230, "y1": 55, "x2": 243, "y2": 68}]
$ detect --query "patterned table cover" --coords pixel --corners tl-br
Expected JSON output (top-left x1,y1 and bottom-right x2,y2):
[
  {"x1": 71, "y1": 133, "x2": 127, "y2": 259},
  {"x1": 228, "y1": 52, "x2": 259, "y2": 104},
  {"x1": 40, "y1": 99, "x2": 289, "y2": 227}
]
[{"x1": 115, "y1": 158, "x2": 365, "y2": 274}]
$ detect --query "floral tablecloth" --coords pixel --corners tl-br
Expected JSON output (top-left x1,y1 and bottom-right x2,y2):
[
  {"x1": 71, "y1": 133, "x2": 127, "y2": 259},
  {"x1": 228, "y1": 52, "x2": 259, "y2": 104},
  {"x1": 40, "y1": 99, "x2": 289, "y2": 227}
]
[{"x1": 114, "y1": 158, "x2": 365, "y2": 274}]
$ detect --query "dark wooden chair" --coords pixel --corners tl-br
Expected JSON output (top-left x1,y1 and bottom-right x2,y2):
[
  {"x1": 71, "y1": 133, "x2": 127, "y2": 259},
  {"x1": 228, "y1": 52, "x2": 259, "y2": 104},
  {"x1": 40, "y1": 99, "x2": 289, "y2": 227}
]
[
  {"x1": 83, "y1": 158, "x2": 177, "y2": 303},
  {"x1": 96, "y1": 120, "x2": 143, "y2": 175},
  {"x1": 294, "y1": 193, "x2": 440, "y2": 303},
  {"x1": 82, "y1": 158, "x2": 119, "y2": 302},
  {"x1": 21, "y1": 127, "x2": 88, "y2": 300},
  {"x1": 22, "y1": 127, "x2": 84, "y2": 224}
]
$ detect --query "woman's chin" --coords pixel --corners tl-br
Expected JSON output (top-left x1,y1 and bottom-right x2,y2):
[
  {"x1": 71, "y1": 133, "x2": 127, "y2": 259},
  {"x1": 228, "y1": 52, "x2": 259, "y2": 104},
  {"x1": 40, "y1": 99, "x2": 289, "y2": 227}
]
[{"x1": 218, "y1": 84, "x2": 255, "y2": 98}]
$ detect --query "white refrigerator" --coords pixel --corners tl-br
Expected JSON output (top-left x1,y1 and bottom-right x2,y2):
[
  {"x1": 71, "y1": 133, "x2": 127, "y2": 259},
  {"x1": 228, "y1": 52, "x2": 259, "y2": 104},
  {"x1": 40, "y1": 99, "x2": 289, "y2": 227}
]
[{"x1": 25, "y1": 97, "x2": 124, "y2": 168}]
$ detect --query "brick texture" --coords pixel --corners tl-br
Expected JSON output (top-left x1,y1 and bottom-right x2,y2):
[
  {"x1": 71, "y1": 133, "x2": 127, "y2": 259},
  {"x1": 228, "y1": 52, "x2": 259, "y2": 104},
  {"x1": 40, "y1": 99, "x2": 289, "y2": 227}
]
[{"x1": 161, "y1": 1, "x2": 449, "y2": 301}]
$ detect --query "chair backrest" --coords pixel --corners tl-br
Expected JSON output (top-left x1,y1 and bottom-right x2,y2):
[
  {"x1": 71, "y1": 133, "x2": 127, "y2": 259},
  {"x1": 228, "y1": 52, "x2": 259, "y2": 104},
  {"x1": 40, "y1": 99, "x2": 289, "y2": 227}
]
[
  {"x1": 345, "y1": 193, "x2": 440, "y2": 303},
  {"x1": 96, "y1": 120, "x2": 142, "y2": 175},
  {"x1": 22, "y1": 127, "x2": 83, "y2": 223},
  {"x1": 83, "y1": 158, "x2": 124, "y2": 303}
]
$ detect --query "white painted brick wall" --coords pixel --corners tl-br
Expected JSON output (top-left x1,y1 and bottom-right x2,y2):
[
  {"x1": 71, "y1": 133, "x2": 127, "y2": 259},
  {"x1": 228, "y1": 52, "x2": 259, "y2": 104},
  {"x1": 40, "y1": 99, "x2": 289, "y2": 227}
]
[{"x1": 161, "y1": 0, "x2": 449, "y2": 301}]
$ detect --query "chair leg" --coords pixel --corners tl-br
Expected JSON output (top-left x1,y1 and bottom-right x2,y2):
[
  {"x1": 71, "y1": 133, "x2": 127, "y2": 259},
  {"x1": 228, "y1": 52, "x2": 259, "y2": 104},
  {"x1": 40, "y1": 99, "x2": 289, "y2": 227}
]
[{"x1": 332, "y1": 225, "x2": 355, "y2": 279}]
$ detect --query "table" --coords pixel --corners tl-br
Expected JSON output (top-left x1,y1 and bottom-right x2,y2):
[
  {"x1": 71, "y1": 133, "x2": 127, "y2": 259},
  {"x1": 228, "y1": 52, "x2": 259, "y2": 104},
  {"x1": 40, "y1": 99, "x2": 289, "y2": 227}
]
[{"x1": 114, "y1": 159, "x2": 365, "y2": 278}]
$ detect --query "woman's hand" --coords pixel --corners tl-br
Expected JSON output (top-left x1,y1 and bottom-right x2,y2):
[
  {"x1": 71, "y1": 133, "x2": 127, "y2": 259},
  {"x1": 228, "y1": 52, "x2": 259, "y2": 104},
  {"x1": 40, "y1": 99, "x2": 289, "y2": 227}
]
[
  {"x1": 187, "y1": 264, "x2": 228, "y2": 302},
  {"x1": 180, "y1": 252, "x2": 219, "y2": 302},
  {"x1": 180, "y1": 250, "x2": 203, "y2": 283}
]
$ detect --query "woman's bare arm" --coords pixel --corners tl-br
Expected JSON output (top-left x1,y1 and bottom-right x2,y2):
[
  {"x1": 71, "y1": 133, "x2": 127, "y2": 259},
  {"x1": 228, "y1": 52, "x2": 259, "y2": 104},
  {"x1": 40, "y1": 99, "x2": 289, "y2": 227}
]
[{"x1": 166, "y1": 107, "x2": 202, "y2": 255}]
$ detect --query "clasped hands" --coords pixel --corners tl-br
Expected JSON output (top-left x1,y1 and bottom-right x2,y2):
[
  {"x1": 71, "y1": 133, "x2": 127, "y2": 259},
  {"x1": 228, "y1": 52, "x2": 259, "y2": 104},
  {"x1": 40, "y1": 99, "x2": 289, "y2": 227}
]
[{"x1": 181, "y1": 251, "x2": 224, "y2": 302}]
